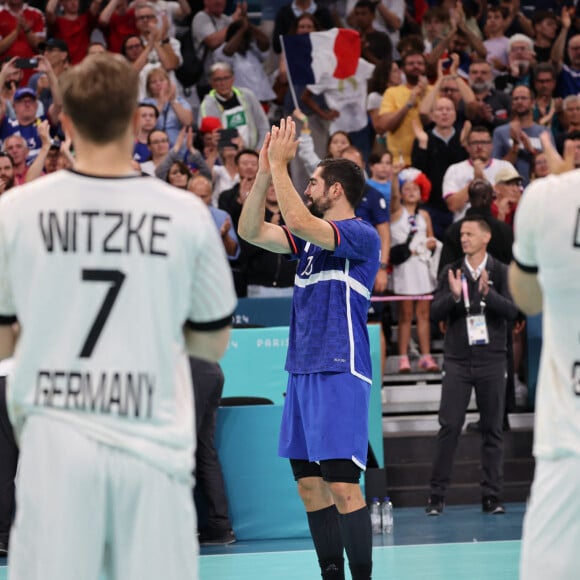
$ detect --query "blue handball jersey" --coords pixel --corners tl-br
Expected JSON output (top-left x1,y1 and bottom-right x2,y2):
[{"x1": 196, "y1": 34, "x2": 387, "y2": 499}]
[{"x1": 283, "y1": 218, "x2": 380, "y2": 381}]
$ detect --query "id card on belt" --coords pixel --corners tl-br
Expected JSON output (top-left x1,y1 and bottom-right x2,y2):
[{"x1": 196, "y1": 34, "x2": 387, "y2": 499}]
[{"x1": 466, "y1": 314, "x2": 489, "y2": 345}]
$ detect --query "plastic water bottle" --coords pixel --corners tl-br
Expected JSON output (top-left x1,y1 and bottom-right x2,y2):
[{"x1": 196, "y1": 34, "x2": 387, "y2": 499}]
[
  {"x1": 370, "y1": 497, "x2": 381, "y2": 534},
  {"x1": 381, "y1": 497, "x2": 393, "y2": 534}
]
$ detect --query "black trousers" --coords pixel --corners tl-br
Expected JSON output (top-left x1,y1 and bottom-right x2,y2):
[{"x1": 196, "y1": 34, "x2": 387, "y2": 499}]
[
  {"x1": 0, "y1": 377, "x2": 18, "y2": 545},
  {"x1": 430, "y1": 358, "x2": 507, "y2": 499},
  {"x1": 190, "y1": 358, "x2": 232, "y2": 532}
]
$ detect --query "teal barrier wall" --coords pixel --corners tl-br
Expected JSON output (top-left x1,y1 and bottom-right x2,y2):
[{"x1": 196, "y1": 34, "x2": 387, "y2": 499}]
[
  {"x1": 221, "y1": 326, "x2": 289, "y2": 405},
  {"x1": 215, "y1": 405, "x2": 309, "y2": 540},
  {"x1": 233, "y1": 296, "x2": 292, "y2": 327}
]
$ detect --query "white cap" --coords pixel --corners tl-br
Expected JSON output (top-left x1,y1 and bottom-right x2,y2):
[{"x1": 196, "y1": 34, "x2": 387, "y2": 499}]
[{"x1": 494, "y1": 165, "x2": 522, "y2": 184}]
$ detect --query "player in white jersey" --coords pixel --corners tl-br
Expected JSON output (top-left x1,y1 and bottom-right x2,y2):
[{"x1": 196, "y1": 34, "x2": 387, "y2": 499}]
[
  {"x1": 0, "y1": 54, "x2": 236, "y2": 580},
  {"x1": 509, "y1": 140, "x2": 580, "y2": 580}
]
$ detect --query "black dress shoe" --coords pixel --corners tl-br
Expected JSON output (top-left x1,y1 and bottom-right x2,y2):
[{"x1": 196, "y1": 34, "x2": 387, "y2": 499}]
[
  {"x1": 425, "y1": 494, "x2": 445, "y2": 516},
  {"x1": 199, "y1": 528, "x2": 236, "y2": 546},
  {"x1": 482, "y1": 495, "x2": 505, "y2": 514}
]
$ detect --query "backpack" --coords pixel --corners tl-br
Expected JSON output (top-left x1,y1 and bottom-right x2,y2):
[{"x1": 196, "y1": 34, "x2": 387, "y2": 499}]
[{"x1": 175, "y1": 28, "x2": 205, "y2": 89}]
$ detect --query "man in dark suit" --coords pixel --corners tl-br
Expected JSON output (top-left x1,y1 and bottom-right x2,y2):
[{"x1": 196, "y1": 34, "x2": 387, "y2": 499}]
[
  {"x1": 190, "y1": 358, "x2": 236, "y2": 546},
  {"x1": 0, "y1": 361, "x2": 17, "y2": 557},
  {"x1": 426, "y1": 216, "x2": 519, "y2": 516},
  {"x1": 438, "y1": 179, "x2": 519, "y2": 432}
]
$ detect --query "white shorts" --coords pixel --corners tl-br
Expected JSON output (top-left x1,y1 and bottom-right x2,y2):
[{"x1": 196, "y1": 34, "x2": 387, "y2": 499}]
[
  {"x1": 8, "y1": 416, "x2": 198, "y2": 580},
  {"x1": 520, "y1": 455, "x2": 580, "y2": 580}
]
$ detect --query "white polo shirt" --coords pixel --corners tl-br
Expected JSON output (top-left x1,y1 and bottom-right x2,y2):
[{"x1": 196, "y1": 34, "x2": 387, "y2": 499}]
[{"x1": 442, "y1": 158, "x2": 516, "y2": 221}]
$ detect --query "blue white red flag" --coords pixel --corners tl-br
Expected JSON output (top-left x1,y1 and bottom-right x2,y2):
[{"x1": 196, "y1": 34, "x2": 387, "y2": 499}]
[{"x1": 281, "y1": 28, "x2": 361, "y2": 87}]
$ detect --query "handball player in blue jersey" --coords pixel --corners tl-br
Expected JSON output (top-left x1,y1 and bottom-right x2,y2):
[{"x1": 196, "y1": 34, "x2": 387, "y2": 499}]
[{"x1": 239, "y1": 118, "x2": 380, "y2": 580}]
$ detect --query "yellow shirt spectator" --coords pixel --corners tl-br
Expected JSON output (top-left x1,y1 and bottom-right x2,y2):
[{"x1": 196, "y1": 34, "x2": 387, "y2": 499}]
[
  {"x1": 380, "y1": 85, "x2": 421, "y2": 165},
  {"x1": 376, "y1": 51, "x2": 429, "y2": 166}
]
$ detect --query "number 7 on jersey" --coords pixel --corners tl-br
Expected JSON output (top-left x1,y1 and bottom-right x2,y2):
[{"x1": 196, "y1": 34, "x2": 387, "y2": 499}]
[{"x1": 79, "y1": 269, "x2": 126, "y2": 358}]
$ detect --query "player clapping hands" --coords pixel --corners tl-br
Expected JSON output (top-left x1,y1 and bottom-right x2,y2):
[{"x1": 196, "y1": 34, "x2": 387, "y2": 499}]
[{"x1": 268, "y1": 117, "x2": 299, "y2": 168}]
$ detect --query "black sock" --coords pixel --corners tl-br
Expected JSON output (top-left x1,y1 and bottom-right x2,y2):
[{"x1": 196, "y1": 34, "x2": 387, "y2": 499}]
[
  {"x1": 337, "y1": 506, "x2": 373, "y2": 580},
  {"x1": 307, "y1": 506, "x2": 345, "y2": 579}
]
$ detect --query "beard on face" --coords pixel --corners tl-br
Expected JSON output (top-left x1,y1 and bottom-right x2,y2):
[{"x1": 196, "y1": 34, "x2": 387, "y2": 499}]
[
  {"x1": 471, "y1": 80, "x2": 493, "y2": 93},
  {"x1": 513, "y1": 98, "x2": 531, "y2": 117},
  {"x1": 0, "y1": 176, "x2": 14, "y2": 191},
  {"x1": 405, "y1": 72, "x2": 419, "y2": 85},
  {"x1": 307, "y1": 191, "x2": 332, "y2": 218}
]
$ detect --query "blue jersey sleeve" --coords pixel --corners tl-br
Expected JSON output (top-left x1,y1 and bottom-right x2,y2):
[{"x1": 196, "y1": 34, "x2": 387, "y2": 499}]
[{"x1": 330, "y1": 219, "x2": 381, "y2": 265}]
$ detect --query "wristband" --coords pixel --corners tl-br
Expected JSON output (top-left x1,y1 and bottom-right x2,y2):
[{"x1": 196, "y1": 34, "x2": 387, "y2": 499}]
[{"x1": 379, "y1": 262, "x2": 388, "y2": 271}]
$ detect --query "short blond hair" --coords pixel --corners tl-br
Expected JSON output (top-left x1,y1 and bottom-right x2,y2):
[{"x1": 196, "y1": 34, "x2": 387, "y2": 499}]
[
  {"x1": 60, "y1": 54, "x2": 139, "y2": 144},
  {"x1": 145, "y1": 67, "x2": 169, "y2": 97}
]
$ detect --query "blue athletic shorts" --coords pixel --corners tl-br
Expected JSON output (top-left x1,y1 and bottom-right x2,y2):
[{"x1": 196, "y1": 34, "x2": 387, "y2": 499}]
[{"x1": 278, "y1": 372, "x2": 370, "y2": 469}]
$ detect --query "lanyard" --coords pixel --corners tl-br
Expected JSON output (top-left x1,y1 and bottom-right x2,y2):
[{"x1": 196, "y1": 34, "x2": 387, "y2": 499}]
[
  {"x1": 160, "y1": 102, "x2": 170, "y2": 132},
  {"x1": 461, "y1": 274, "x2": 470, "y2": 312},
  {"x1": 461, "y1": 273, "x2": 486, "y2": 315}
]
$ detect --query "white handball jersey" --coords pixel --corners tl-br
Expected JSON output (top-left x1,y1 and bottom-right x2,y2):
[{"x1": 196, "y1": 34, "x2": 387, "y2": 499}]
[
  {"x1": 513, "y1": 170, "x2": 580, "y2": 459},
  {"x1": 0, "y1": 170, "x2": 237, "y2": 480}
]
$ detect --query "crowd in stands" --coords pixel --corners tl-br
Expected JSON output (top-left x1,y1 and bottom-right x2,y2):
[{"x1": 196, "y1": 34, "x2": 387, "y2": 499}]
[{"x1": 2, "y1": 0, "x2": 580, "y2": 381}]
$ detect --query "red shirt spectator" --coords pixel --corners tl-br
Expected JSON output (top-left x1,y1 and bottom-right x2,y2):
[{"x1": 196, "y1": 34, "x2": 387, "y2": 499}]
[
  {"x1": 0, "y1": 0, "x2": 45, "y2": 59},
  {"x1": 99, "y1": 0, "x2": 138, "y2": 54},
  {"x1": 0, "y1": 0, "x2": 45, "y2": 84},
  {"x1": 107, "y1": 10, "x2": 138, "y2": 53},
  {"x1": 490, "y1": 200, "x2": 516, "y2": 227},
  {"x1": 46, "y1": 0, "x2": 100, "y2": 65}
]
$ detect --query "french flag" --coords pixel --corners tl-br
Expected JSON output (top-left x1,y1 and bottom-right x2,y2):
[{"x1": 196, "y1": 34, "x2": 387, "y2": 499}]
[{"x1": 281, "y1": 28, "x2": 361, "y2": 86}]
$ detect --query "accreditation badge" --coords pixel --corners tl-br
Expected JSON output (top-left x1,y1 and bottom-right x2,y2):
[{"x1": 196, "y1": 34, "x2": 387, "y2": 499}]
[{"x1": 466, "y1": 314, "x2": 489, "y2": 345}]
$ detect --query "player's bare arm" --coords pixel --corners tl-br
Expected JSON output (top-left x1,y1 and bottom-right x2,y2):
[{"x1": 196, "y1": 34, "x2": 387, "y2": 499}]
[
  {"x1": 0, "y1": 325, "x2": 17, "y2": 360},
  {"x1": 268, "y1": 117, "x2": 336, "y2": 250},
  {"x1": 508, "y1": 262, "x2": 543, "y2": 316},
  {"x1": 184, "y1": 325, "x2": 231, "y2": 363},
  {"x1": 238, "y1": 133, "x2": 291, "y2": 253}
]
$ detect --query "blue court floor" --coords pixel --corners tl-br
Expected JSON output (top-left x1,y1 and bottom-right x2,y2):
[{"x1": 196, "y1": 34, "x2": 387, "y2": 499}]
[{"x1": 0, "y1": 503, "x2": 525, "y2": 579}]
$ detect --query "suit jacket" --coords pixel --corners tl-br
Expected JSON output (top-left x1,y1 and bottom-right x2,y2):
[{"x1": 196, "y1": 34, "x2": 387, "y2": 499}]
[{"x1": 431, "y1": 254, "x2": 518, "y2": 363}]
